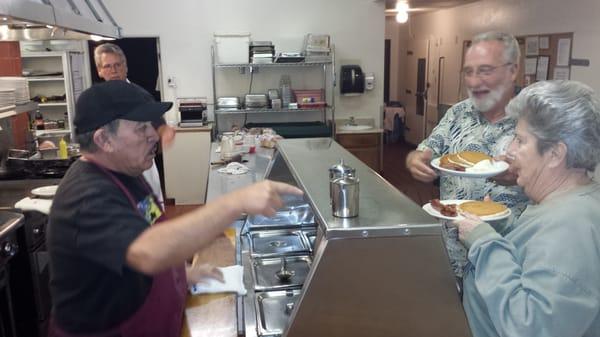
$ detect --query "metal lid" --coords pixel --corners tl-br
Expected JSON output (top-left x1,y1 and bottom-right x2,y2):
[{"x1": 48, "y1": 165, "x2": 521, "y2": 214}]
[
  {"x1": 328, "y1": 159, "x2": 355, "y2": 179},
  {"x1": 332, "y1": 175, "x2": 359, "y2": 186}
]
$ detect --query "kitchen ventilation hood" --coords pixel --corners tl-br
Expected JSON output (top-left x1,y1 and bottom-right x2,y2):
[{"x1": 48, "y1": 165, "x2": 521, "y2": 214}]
[{"x1": 0, "y1": 0, "x2": 121, "y2": 41}]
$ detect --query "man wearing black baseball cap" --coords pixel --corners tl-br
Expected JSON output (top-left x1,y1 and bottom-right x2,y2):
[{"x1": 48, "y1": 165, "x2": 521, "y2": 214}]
[{"x1": 47, "y1": 81, "x2": 303, "y2": 337}]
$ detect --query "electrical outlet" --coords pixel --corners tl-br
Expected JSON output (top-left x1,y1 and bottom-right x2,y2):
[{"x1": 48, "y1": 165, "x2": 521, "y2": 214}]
[{"x1": 167, "y1": 76, "x2": 176, "y2": 88}]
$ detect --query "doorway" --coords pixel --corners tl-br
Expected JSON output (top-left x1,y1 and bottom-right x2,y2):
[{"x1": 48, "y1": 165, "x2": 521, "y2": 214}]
[
  {"x1": 403, "y1": 38, "x2": 430, "y2": 145},
  {"x1": 87, "y1": 37, "x2": 162, "y2": 100},
  {"x1": 384, "y1": 39, "x2": 391, "y2": 104},
  {"x1": 87, "y1": 38, "x2": 165, "y2": 192}
]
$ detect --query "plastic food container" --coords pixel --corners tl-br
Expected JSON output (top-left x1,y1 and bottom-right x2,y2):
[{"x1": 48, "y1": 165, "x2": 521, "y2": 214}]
[
  {"x1": 293, "y1": 89, "x2": 326, "y2": 109},
  {"x1": 214, "y1": 33, "x2": 251, "y2": 64}
]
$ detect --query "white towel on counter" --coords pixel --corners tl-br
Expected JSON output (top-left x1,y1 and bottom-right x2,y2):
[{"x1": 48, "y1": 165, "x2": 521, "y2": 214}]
[
  {"x1": 15, "y1": 197, "x2": 52, "y2": 215},
  {"x1": 217, "y1": 162, "x2": 249, "y2": 175},
  {"x1": 189, "y1": 265, "x2": 246, "y2": 296}
]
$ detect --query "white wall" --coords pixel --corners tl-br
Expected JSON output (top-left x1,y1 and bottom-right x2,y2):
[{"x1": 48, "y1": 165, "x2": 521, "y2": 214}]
[
  {"x1": 102, "y1": 0, "x2": 385, "y2": 128},
  {"x1": 385, "y1": 17, "x2": 409, "y2": 103},
  {"x1": 409, "y1": 0, "x2": 600, "y2": 98}
]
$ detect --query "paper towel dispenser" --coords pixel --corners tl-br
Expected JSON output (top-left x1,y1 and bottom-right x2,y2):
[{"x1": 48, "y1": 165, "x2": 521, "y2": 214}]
[{"x1": 340, "y1": 65, "x2": 365, "y2": 95}]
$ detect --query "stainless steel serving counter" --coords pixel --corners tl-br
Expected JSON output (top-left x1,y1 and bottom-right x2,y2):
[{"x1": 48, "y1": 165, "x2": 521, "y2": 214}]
[
  {"x1": 205, "y1": 143, "x2": 275, "y2": 203},
  {"x1": 275, "y1": 138, "x2": 437, "y2": 238},
  {"x1": 237, "y1": 138, "x2": 472, "y2": 337}
]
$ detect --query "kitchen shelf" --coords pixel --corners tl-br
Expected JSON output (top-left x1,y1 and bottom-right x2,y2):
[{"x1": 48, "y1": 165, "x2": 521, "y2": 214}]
[
  {"x1": 22, "y1": 51, "x2": 88, "y2": 140},
  {"x1": 211, "y1": 42, "x2": 336, "y2": 136},
  {"x1": 214, "y1": 107, "x2": 331, "y2": 115},
  {"x1": 214, "y1": 60, "x2": 332, "y2": 69},
  {"x1": 15, "y1": 101, "x2": 38, "y2": 113},
  {"x1": 38, "y1": 102, "x2": 67, "y2": 107},
  {"x1": 35, "y1": 129, "x2": 70, "y2": 136},
  {"x1": 26, "y1": 77, "x2": 65, "y2": 82}
]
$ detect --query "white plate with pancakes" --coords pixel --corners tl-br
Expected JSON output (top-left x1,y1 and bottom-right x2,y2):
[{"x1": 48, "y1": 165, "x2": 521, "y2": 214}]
[
  {"x1": 422, "y1": 199, "x2": 511, "y2": 221},
  {"x1": 431, "y1": 151, "x2": 509, "y2": 178}
]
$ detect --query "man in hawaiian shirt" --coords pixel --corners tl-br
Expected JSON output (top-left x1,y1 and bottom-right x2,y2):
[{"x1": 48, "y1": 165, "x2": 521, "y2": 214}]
[{"x1": 406, "y1": 31, "x2": 529, "y2": 280}]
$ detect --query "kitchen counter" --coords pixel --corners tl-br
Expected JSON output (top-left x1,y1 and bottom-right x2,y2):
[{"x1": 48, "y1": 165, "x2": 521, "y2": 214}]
[
  {"x1": 205, "y1": 143, "x2": 275, "y2": 203},
  {"x1": 182, "y1": 144, "x2": 275, "y2": 337},
  {"x1": 0, "y1": 178, "x2": 61, "y2": 210},
  {"x1": 334, "y1": 118, "x2": 383, "y2": 135},
  {"x1": 335, "y1": 126, "x2": 384, "y2": 135},
  {"x1": 174, "y1": 124, "x2": 213, "y2": 133}
]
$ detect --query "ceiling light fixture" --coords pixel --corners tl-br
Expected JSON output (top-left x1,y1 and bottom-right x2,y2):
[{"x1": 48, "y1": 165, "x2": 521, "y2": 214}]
[
  {"x1": 395, "y1": 1, "x2": 409, "y2": 23},
  {"x1": 395, "y1": 11, "x2": 408, "y2": 23},
  {"x1": 90, "y1": 34, "x2": 115, "y2": 41},
  {"x1": 395, "y1": 1, "x2": 409, "y2": 12}
]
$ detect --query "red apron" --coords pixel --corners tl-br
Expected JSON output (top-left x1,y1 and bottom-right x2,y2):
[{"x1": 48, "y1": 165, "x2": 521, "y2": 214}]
[{"x1": 49, "y1": 162, "x2": 188, "y2": 337}]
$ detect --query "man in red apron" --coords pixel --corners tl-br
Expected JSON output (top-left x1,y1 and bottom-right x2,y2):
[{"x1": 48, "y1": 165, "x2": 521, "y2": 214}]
[{"x1": 47, "y1": 80, "x2": 302, "y2": 337}]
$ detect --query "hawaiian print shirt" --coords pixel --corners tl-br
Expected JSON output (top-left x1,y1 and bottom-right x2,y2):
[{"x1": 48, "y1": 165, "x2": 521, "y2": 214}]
[{"x1": 417, "y1": 98, "x2": 530, "y2": 279}]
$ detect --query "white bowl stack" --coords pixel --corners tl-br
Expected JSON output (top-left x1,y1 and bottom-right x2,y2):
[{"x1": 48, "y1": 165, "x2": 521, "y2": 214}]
[{"x1": 0, "y1": 77, "x2": 30, "y2": 105}]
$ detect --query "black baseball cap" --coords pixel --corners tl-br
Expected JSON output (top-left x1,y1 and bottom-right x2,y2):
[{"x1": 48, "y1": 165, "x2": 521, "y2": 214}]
[{"x1": 74, "y1": 80, "x2": 173, "y2": 134}]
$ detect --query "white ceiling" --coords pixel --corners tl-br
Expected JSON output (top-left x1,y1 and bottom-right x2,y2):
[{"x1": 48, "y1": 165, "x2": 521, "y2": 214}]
[{"x1": 384, "y1": 0, "x2": 480, "y2": 13}]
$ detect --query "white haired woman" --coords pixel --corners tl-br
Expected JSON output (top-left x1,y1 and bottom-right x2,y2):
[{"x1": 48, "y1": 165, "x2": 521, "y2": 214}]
[{"x1": 456, "y1": 80, "x2": 600, "y2": 337}]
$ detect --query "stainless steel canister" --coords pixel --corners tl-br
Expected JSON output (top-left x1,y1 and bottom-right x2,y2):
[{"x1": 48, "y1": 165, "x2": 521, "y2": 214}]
[
  {"x1": 328, "y1": 159, "x2": 355, "y2": 200},
  {"x1": 331, "y1": 174, "x2": 359, "y2": 218}
]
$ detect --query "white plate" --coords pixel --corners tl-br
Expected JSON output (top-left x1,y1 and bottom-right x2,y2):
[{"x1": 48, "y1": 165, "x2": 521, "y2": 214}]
[
  {"x1": 31, "y1": 185, "x2": 58, "y2": 197},
  {"x1": 422, "y1": 199, "x2": 511, "y2": 221},
  {"x1": 431, "y1": 157, "x2": 509, "y2": 178}
]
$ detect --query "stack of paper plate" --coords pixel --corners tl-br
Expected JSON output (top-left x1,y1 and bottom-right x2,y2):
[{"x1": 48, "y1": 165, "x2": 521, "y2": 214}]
[
  {"x1": 0, "y1": 88, "x2": 16, "y2": 107},
  {"x1": 0, "y1": 77, "x2": 30, "y2": 105},
  {"x1": 0, "y1": 104, "x2": 16, "y2": 118}
]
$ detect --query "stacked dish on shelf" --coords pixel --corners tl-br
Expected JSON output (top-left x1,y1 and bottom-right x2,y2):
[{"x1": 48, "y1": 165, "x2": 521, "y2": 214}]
[
  {"x1": 0, "y1": 77, "x2": 30, "y2": 105},
  {"x1": 0, "y1": 89, "x2": 16, "y2": 108}
]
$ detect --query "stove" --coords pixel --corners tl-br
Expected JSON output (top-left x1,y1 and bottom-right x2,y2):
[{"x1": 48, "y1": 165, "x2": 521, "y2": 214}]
[
  {"x1": 9, "y1": 211, "x2": 51, "y2": 337},
  {"x1": 0, "y1": 212, "x2": 24, "y2": 337},
  {"x1": 0, "y1": 179, "x2": 62, "y2": 211}
]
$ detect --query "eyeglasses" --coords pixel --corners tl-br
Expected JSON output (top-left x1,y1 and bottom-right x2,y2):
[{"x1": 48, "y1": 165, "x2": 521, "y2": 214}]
[
  {"x1": 101, "y1": 62, "x2": 124, "y2": 71},
  {"x1": 462, "y1": 62, "x2": 513, "y2": 78}
]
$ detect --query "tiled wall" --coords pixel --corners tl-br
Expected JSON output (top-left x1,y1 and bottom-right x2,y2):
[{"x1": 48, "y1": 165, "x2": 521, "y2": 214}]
[
  {"x1": 0, "y1": 41, "x2": 22, "y2": 76},
  {"x1": 0, "y1": 41, "x2": 30, "y2": 150}
]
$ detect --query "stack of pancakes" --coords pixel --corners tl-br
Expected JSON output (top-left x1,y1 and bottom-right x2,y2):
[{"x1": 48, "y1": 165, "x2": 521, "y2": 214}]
[
  {"x1": 458, "y1": 200, "x2": 507, "y2": 216},
  {"x1": 439, "y1": 151, "x2": 492, "y2": 171}
]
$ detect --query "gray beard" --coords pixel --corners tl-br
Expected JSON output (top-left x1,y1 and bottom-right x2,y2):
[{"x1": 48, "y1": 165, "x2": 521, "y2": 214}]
[{"x1": 468, "y1": 86, "x2": 505, "y2": 113}]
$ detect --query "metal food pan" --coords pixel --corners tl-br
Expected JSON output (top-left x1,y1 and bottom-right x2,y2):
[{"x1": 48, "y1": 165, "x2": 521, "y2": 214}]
[
  {"x1": 247, "y1": 229, "x2": 310, "y2": 258},
  {"x1": 246, "y1": 204, "x2": 315, "y2": 230},
  {"x1": 255, "y1": 289, "x2": 302, "y2": 337},
  {"x1": 251, "y1": 255, "x2": 312, "y2": 291}
]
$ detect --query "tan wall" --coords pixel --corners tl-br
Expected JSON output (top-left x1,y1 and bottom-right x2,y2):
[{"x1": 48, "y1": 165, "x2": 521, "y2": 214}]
[{"x1": 408, "y1": 0, "x2": 600, "y2": 101}]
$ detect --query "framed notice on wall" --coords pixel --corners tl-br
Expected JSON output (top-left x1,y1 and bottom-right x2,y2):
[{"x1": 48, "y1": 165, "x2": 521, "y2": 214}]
[
  {"x1": 515, "y1": 32, "x2": 574, "y2": 88},
  {"x1": 525, "y1": 36, "x2": 539, "y2": 56},
  {"x1": 524, "y1": 57, "x2": 537, "y2": 75},
  {"x1": 536, "y1": 56, "x2": 550, "y2": 81},
  {"x1": 553, "y1": 67, "x2": 570, "y2": 80},
  {"x1": 557, "y1": 38, "x2": 572, "y2": 66}
]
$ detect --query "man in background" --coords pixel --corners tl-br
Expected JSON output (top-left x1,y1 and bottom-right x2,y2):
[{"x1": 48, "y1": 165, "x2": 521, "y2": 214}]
[
  {"x1": 405, "y1": 31, "x2": 529, "y2": 280},
  {"x1": 94, "y1": 42, "x2": 175, "y2": 208}
]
